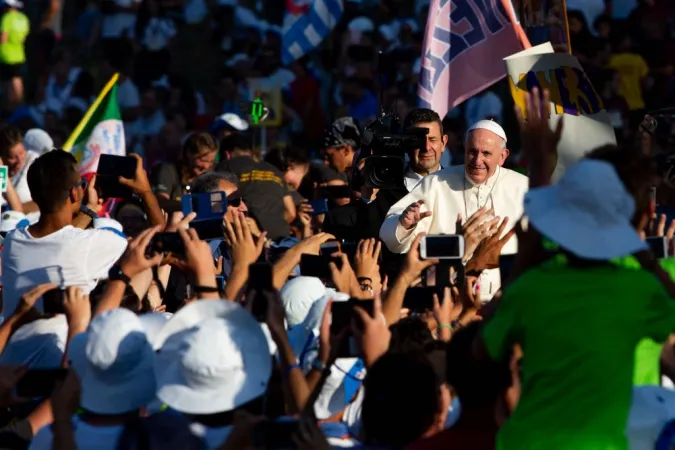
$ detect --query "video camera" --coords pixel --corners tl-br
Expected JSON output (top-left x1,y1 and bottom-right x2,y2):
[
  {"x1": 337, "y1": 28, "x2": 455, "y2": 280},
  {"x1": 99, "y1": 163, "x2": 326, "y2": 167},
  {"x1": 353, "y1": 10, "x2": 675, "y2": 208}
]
[{"x1": 359, "y1": 112, "x2": 428, "y2": 189}]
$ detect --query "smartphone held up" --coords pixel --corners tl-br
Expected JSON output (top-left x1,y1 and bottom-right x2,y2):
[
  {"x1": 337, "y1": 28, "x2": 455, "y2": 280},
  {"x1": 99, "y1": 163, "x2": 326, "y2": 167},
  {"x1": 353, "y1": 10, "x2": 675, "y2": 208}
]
[{"x1": 420, "y1": 235, "x2": 464, "y2": 260}]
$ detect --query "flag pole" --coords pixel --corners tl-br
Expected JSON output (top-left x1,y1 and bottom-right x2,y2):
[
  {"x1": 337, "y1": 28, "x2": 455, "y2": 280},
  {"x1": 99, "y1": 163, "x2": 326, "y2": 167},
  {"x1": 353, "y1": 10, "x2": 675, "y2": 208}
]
[{"x1": 63, "y1": 73, "x2": 120, "y2": 151}]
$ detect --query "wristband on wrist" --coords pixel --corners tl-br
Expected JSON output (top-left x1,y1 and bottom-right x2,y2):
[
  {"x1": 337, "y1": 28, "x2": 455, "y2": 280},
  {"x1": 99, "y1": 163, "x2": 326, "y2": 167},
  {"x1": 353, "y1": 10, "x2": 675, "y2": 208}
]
[
  {"x1": 437, "y1": 323, "x2": 453, "y2": 330},
  {"x1": 193, "y1": 285, "x2": 219, "y2": 293},
  {"x1": 285, "y1": 362, "x2": 301, "y2": 375}
]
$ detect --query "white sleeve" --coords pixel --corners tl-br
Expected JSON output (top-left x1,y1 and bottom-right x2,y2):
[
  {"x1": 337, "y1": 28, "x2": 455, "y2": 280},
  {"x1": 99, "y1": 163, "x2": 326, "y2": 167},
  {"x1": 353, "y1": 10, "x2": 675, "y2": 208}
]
[
  {"x1": 85, "y1": 229, "x2": 129, "y2": 280},
  {"x1": 379, "y1": 179, "x2": 434, "y2": 254}
]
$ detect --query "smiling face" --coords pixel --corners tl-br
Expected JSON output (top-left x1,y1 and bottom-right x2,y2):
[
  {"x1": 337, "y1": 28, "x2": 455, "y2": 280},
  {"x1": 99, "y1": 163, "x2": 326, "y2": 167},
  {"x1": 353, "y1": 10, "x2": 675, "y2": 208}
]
[
  {"x1": 464, "y1": 129, "x2": 509, "y2": 184},
  {"x1": 408, "y1": 121, "x2": 447, "y2": 174},
  {"x1": 4, "y1": 142, "x2": 26, "y2": 177}
]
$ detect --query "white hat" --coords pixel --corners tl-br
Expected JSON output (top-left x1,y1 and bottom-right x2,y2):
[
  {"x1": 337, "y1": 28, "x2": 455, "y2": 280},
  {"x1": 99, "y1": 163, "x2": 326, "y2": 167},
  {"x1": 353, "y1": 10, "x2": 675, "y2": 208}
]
[
  {"x1": 211, "y1": 113, "x2": 249, "y2": 132},
  {"x1": 138, "y1": 312, "x2": 172, "y2": 348},
  {"x1": 466, "y1": 119, "x2": 507, "y2": 143},
  {"x1": 154, "y1": 300, "x2": 271, "y2": 415},
  {"x1": 525, "y1": 159, "x2": 646, "y2": 260},
  {"x1": 627, "y1": 386, "x2": 675, "y2": 450},
  {"x1": 23, "y1": 129, "x2": 53, "y2": 155},
  {"x1": 280, "y1": 276, "x2": 331, "y2": 327},
  {"x1": 0, "y1": 211, "x2": 27, "y2": 233},
  {"x1": 68, "y1": 309, "x2": 156, "y2": 414}
]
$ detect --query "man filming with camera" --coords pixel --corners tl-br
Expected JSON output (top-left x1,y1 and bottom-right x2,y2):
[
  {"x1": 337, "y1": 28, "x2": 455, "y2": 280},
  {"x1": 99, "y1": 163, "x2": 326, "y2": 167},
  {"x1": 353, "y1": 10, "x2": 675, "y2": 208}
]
[{"x1": 379, "y1": 119, "x2": 529, "y2": 302}]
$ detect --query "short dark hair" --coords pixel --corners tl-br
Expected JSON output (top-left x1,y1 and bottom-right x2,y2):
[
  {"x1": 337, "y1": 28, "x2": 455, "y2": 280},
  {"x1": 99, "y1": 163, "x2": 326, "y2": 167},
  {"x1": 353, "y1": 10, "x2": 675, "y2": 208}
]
[
  {"x1": 586, "y1": 144, "x2": 656, "y2": 225},
  {"x1": 445, "y1": 322, "x2": 512, "y2": 408},
  {"x1": 362, "y1": 351, "x2": 441, "y2": 447},
  {"x1": 402, "y1": 108, "x2": 444, "y2": 134},
  {"x1": 219, "y1": 133, "x2": 252, "y2": 155},
  {"x1": 388, "y1": 316, "x2": 434, "y2": 354},
  {"x1": 190, "y1": 171, "x2": 239, "y2": 193},
  {"x1": 182, "y1": 132, "x2": 217, "y2": 161},
  {"x1": 264, "y1": 146, "x2": 309, "y2": 172},
  {"x1": 27, "y1": 150, "x2": 79, "y2": 214},
  {"x1": 0, "y1": 125, "x2": 23, "y2": 156}
]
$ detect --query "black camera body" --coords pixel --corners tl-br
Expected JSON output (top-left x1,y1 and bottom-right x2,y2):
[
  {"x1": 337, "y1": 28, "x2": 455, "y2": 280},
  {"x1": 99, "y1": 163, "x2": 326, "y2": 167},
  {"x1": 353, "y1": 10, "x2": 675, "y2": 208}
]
[{"x1": 360, "y1": 113, "x2": 428, "y2": 189}]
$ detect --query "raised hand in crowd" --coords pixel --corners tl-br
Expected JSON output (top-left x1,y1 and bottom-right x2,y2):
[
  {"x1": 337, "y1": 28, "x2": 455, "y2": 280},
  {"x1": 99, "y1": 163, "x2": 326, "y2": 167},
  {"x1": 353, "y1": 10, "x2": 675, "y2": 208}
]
[
  {"x1": 466, "y1": 217, "x2": 516, "y2": 275},
  {"x1": 245, "y1": 217, "x2": 263, "y2": 239},
  {"x1": 515, "y1": 87, "x2": 564, "y2": 187},
  {"x1": 224, "y1": 211, "x2": 267, "y2": 269},
  {"x1": 354, "y1": 238, "x2": 382, "y2": 292},
  {"x1": 176, "y1": 228, "x2": 219, "y2": 300},
  {"x1": 457, "y1": 207, "x2": 500, "y2": 263},
  {"x1": 271, "y1": 232, "x2": 335, "y2": 290},
  {"x1": 297, "y1": 201, "x2": 313, "y2": 238},
  {"x1": 643, "y1": 213, "x2": 675, "y2": 241},
  {"x1": 353, "y1": 293, "x2": 391, "y2": 369},
  {"x1": 381, "y1": 233, "x2": 439, "y2": 325},
  {"x1": 330, "y1": 253, "x2": 369, "y2": 299},
  {"x1": 399, "y1": 200, "x2": 432, "y2": 230},
  {"x1": 63, "y1": 286, "x2": 91, "y2": 338},
  {"x1": 95, "y1": 226, "x2": 163, "y2": 316},
  {"x1": 432, "y1": 286, "x2": 463, "y2": 342}
]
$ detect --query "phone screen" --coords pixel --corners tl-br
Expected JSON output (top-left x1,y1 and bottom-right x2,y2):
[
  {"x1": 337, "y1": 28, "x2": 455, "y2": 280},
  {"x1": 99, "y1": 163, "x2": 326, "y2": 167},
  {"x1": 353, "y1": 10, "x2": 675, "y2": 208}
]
[
  {"x1": 182, "y1": 192, "x2": 227, "y2": 221},
  {"x1": 300, "y1": 254, "x2": 342, "y2": 280},
  {"x1": 310, "y1": 199, "x2": 329, "y2": 216},
  {"x1": 97, "y1": 155, "x2": 137, "y2": 199},
  {"x1": 423, "y1": 235, "x2": 462, "y2": 258},
  {"x1": 646, "y1": 236, "x2": 667, "y2": 259},
  {"x1": 189, "y1": 219, "x2": 224, "y2": 241},
  {"x1": 331, "y1": 299, "x2": 374, "y2": 358},
  {"x1": 249, "y1": 263, "x2": 273, "y2": 322},
  {"x1": 499, "y1": 254, "x2": 517, "y2": 283},
  {"x1": 403, "y1": 287, "x2": 444, "y2": 313},
  {"x1": 149, "y1": 232, "x2": 185, "y2": 256}
]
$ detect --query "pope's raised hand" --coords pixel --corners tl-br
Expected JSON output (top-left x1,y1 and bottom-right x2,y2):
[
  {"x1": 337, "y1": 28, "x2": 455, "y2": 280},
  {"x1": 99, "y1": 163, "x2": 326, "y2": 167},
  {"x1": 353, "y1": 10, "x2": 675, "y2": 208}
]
[{"x1": 399, "y1": 200, "x2": 432, "y2": 230}]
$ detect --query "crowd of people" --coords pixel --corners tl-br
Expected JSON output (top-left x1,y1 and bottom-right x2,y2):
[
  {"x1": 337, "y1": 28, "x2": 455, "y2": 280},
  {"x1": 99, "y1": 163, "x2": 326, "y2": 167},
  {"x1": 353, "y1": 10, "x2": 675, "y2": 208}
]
[{"x1": 0, "y1": 0, "x2": 673, "y2": 449}]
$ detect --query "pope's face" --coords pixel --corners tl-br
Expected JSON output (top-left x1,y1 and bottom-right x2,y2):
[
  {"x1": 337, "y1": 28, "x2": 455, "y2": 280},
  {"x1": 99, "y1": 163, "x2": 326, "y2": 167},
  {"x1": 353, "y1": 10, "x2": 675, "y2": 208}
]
[{"x1": 464, "y1": 129, "x2": 509, "y2": 184}]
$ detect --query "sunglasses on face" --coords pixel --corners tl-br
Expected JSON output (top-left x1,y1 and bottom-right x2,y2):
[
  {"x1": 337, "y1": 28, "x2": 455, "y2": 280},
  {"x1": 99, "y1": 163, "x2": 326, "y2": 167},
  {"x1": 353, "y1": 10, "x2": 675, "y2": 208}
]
[{"x1": 227, "y1": 191, "x2": 243, "y2": 207}]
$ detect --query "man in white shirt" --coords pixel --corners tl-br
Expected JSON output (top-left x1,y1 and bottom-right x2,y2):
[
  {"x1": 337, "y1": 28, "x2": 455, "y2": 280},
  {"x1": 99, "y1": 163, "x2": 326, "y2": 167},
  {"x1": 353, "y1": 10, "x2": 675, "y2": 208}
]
[
  {"x1": 402, "y1": 108, "x2": 448, "y2": 191},
  {"x1": 2, "y1": 150, "x2": 128, "y2": 316},
  {"x1": 380, "y1": 120, "x2": 528, "y2": 302}
]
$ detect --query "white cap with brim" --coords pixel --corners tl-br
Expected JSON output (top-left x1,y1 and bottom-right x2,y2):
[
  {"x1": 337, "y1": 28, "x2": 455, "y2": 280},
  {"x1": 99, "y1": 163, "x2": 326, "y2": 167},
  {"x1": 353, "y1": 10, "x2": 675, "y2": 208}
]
[
  {"x1": 154, "y1": 300, "x2": 271, "y2": 415},
  {"x1": 466, "y1": 119, "x2": 507, "y2": 143},
  {"x1": 68, "y1": 309, "x2": 156, "y2": 415},
  {"x1": 525, "y1": 159, "x2": 646, "y2": 260}
]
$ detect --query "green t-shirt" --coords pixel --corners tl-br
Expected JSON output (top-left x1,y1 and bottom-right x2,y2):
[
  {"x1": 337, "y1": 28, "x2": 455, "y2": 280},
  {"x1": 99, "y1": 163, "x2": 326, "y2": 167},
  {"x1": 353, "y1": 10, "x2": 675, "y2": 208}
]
[
  {"x1": 0, "y1": 10, "x2": 30, "y2": 65},
  {"x1": 483, "y1": 263, "x2": 675, "y2": 450}
]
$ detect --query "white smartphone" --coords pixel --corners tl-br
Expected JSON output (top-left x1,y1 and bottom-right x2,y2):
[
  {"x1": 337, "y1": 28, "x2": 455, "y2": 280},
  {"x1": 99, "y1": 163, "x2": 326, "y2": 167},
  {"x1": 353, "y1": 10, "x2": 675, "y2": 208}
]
[{"x1": 420, "y1": 234, "x2": 465, "y2": 260}]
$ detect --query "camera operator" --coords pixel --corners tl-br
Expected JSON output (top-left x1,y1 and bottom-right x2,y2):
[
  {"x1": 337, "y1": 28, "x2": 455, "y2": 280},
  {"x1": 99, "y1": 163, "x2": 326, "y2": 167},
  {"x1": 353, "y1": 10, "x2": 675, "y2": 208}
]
[{"x1": 379, "y1": 120, "x2": 529, "y2": 302}]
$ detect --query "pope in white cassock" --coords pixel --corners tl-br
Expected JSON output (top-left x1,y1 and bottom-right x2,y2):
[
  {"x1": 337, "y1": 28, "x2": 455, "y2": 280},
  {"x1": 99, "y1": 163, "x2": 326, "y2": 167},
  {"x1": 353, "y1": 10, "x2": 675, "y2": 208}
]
[{"x1": 379, "y1": 119, "x2": 529, "y2": 302}]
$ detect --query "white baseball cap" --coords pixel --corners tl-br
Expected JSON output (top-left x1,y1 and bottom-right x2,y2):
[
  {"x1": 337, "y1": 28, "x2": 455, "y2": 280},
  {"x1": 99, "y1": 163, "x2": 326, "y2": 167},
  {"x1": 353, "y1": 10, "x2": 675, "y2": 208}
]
[
  {"x1": 68, "y1": 309, "x2": 156, "y2": 415},
  {"x1": 153, "y1": 300, "x2": 271, "y2": 415},
  {"x1": 2, "y1": 0, "x2": 23, "y2": 8},
  {"x1": 525, "y1": 159, "x2": 646, "y2": 260},
  {"x1": 280, "y1": 276, "x2": 332, "y2": 327}
]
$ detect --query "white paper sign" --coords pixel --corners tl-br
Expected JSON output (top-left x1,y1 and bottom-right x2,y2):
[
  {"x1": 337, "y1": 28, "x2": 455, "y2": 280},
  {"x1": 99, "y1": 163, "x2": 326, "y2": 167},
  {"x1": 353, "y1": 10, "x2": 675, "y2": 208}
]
[{"x1": 505, "y1": 43, "x2": 617, "y2": 181}]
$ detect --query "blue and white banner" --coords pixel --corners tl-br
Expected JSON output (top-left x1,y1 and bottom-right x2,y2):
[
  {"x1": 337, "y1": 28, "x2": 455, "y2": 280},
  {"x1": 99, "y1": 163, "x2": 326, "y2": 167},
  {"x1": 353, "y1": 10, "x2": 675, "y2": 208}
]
[{"x1": 282, "y1": 0, "x2": 343, "y2": 65}]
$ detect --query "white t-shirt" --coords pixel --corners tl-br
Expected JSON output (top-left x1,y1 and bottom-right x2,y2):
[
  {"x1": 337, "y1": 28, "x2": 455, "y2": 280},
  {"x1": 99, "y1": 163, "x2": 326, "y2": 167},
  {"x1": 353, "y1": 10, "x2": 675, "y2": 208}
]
[
  {"x1": 1, "y1": 226, "x2": 128, "y2": 315},
  {"x1": 0, "y1": 315, "x2": 67, "y2": 369},
  {"x1": 30, "y1": 416, "x2": 125, "y2": 450}
]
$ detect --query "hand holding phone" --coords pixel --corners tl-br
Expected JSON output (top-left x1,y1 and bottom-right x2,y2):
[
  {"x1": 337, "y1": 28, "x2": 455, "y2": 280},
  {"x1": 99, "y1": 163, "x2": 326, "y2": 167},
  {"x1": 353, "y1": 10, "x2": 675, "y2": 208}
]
[
  {"x1": 248, "y1": 263, "x2": 273, "y2": 322},
  {"x1": 96, "y1": 154, "x2": 138, "y2": 199},
  {"x1": 148, "y1": 232, "x2": 185, "y2": 257},
  {"x1": 310, "y1": 199, "x2": 329, "y2": 216}
]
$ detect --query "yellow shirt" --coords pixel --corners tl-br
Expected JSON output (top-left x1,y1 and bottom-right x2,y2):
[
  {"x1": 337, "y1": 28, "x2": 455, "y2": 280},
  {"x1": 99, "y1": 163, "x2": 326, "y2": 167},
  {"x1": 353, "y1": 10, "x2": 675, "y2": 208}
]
[
  {"x1": 608, "y1": 53, "x2": 649, "y2": 111},
  {"x1": 0, "y1": 9, "x2": 29, "y2": 65}
]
